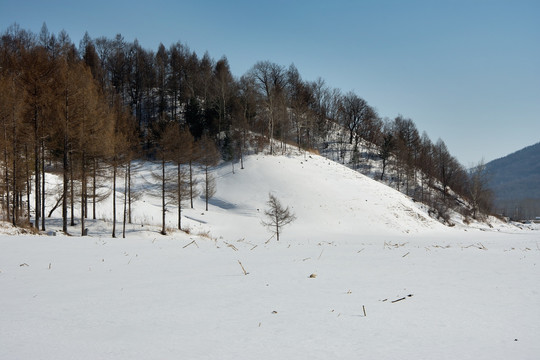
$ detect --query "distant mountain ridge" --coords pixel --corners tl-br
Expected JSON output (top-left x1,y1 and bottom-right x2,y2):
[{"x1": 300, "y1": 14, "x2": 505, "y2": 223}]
[{"x1": 486, "y1": 142, "x2": 540, "y2": 202}]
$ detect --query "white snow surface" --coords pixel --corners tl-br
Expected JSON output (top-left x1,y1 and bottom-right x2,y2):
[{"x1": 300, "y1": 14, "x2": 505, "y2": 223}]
[{"x1": 1, "y1": 153, "x2": 539, "y2": 359}]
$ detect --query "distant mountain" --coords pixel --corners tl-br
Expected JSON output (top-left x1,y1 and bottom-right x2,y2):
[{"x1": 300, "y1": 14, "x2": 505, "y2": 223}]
[{"x1": 486, "y1": 142, "x2": 540, "y2": 203}]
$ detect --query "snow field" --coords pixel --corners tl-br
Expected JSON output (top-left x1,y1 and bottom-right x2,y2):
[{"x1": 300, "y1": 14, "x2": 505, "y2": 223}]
[{"x1": 1, "y1": 232, "x2": 539, "y2": 359}]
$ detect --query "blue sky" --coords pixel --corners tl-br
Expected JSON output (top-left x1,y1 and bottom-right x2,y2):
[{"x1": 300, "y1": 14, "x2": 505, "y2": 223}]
[{"x1": 2, "y1": 0, "x2": 539, "y2": 165}]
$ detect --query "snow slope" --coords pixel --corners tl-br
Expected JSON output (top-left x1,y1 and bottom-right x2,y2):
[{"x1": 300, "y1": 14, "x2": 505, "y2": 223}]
[
  {"x1": 1, "y1": 153, "x2": 539, "y2": 359},
  {"x1": 194, "y1": 153, "x2": 446, "y2": 242}
]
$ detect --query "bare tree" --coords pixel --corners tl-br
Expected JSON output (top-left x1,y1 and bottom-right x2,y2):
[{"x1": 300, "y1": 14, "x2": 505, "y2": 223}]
[
  {"x1": 286, "y1": 64, "x2": 314, "y2": 150},
  {"x1": 392, "y1": 115, "x2": 420, "y2": 196},
  {"x1": 417, "y1": 131, "x2": 434, "y2": 203},
  {"x1": 339, "y1": 92, "x2": 368, "y2": 145},
  {"x1": 234, "y1": 75, "x2": 258, "y2": 168},
  {"x1": 109, "y1": 99, "x2": 131, "y2": 238},
  {"x1": 214, "y1": 56, "x2": 234, "y2": 136},
  {"x1": 261, "y1": 193, "x2": 296, "y2": 241},
  {"x1": 247, "y1": 61, "x2": 286, "y2": 154},
  {"x1": 19, "y1": 45, "x2": 55, "y2": 230},
  {"x1": 161, "y1": 122, "x2": 193, "y2": 230},
  {"x1": 150, "y1": 118, "x2": 176, "y2": 235},
  {"x1": 467, "y1": 160, "x2": 493, "y2": 219},
  {"x1": 198, "y1": 135, "x2": 220, "y2": 211},
  {"x1": 378, "y1": 132, "x2": 394, "y2": 180}
]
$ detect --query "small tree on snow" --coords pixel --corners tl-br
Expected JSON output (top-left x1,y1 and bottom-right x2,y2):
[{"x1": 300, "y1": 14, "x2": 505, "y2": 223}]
[{"x1": 261, "y1": 193, "x2": 296, "y2": 241}]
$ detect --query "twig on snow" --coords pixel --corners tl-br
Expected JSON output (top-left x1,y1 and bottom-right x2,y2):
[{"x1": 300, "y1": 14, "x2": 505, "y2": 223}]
[
  {"x1": 238, "y1": 260, "x2": 249, "y2": 275},
  {"x1": 183, "y1": 240, "x2": 198, "y2": 249},
  {"x1": 391, "y1": 294, "x2": 414, "y2": 303}
]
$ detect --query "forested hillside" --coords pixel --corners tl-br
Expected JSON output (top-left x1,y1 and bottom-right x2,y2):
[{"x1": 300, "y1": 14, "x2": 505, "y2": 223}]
[
  {"x1": 487, "y1": 142, "x2": 540, "y2": 220},
  {"x1": 0, "y1": 24, "x2": 493, "y2": 232}
]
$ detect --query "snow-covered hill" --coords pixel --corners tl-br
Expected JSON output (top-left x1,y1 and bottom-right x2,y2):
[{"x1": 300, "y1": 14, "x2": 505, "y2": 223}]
[
  {"x1": 191, "y1": 153, "x2": 445, "y2": 241},
  {"x1": 1, "y1": 153, "x2": 539, "y2": 359},
  {"x1": 81, "y1": 152, "x2": 508, "y2": 240}
]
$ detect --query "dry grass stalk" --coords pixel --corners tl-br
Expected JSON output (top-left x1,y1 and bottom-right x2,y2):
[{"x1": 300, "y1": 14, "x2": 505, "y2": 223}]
[
  {"x1": 238, "y1": 260, "x2": 248, "y2": 275},
  {"x1": 183, "y1": 240, "x2": 198, "y2": 248}
]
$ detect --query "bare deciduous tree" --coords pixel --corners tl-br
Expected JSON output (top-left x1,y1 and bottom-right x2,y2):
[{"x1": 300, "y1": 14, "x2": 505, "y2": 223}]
[
  {"x1": 378, "y1": 131, "x2": 394, "y2": 181},
  {"x1": 261, "y1": 193, "x2": 296, "y2": 241},
  {"x1": 467, "y1": 160, "x2": 493, "y2": 219},
  {"x1": 248, "y1": 61, "x2": 286, "y2": 154},
  {"x1": 339, "y1": 92, "x2": 368, "y2": 145},
  {"x1": 198, "y1": 135, "x2": 220, "y2": 211}
]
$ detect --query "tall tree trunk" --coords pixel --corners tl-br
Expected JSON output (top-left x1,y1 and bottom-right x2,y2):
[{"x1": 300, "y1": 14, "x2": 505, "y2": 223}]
[
  {"x1": 41, "y1": 140, "x2": 45, "y2": 231},
  {"x1": 269, "y1": 110, "x2": 274, "y2": 155},
  {"x1": 25, "y1": 145, "x2": 30, "y2": 220},
  {"x1": 12, "y1": 146, "x2": 17, "y2": 226},
  {"x1": 70, "y1": 151, "x2": 75, "y2": 226},
  {"x1": 92, "y1": 158, "x2": 97, "y2": 220},
  {"x1": 34, "y1": 105, "x2": 40, "y2": 229},
  {"x1": 177, "y1": 163, "x2": 182, "y2": 230},
  {"x1": 127, "y1": 162, "x2": 132, "y2": 224},
  {"x1": 189, "y1": 160, "x2": 194, "y2": 209},
  {"x1": 205, "y1": 165, "x2": 209, "y2": 212},
  {"x1": 161, "y1": 158, "x2": 166, "y2": 235},
  {"x1": 84, "y1": 166, "x2": 88, "y2": 219},
  {"x1": 62, "y1": 135, "x2": 68, "y2": 233},
  {"x1": 241, "y1": 121, "x2": 247, "y2": 170},
  {"x1": 81, "y1": 150, "x2": 86, "y2": 236},
  {"x1": 63, "y1": 86, "x2": 69, "y2": 232},
  {"x1": 240, "y1": 151, "x2": 244, "y2": 170},
  {"x1": 3, "y1": 143, "x2": 9, "y2": 224},
  {"x1": 2, "y1": 116, "x2": 9, "y2": 222},
  {"x1": 112, "y1": 161, "x2": 117, "y2": 238},
  {"x1": 10, "y1": 110, "x2": 16, "y2": 225},
  {"x1": 122, "y1": 164, "x2": 127, "y2": 238}
]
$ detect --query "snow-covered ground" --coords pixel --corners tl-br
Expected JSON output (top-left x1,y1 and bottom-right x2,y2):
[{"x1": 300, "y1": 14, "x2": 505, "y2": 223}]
[{"x1": 1, "y1": 153, "x2": 539, "y2": 359}]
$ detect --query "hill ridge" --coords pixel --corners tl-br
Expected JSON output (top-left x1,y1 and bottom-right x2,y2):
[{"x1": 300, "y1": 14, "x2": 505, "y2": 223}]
[{"x1": 486, "y1": 141, "x2": 540, "y2": 203}]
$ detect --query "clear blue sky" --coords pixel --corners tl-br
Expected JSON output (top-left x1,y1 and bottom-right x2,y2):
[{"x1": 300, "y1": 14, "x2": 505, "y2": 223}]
[{"x1": 2, "y1": 0, "x2": 539, "y2": 166}]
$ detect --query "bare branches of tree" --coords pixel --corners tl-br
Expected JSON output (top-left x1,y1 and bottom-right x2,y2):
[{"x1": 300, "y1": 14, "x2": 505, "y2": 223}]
[
  {"x1": 261, "y1": 193, "x2": 296, "y2": 241},
  {"x1": 198, "y1": 135, "x2": 220, "y2": 212},
  {"x1": 467, "y1": 160, "x2": 493, "y2": 219}
]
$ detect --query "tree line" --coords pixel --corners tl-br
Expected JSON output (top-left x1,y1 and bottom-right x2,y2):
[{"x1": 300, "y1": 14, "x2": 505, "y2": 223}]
[{"x1": 0, "y1": 23, "x2": 493, "y2": 234}]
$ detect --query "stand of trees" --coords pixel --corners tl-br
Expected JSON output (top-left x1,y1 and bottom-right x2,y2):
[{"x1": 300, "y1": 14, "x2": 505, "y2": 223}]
[{"x1": 0, "y1": 24, "x2": 493, "y2": 232}]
